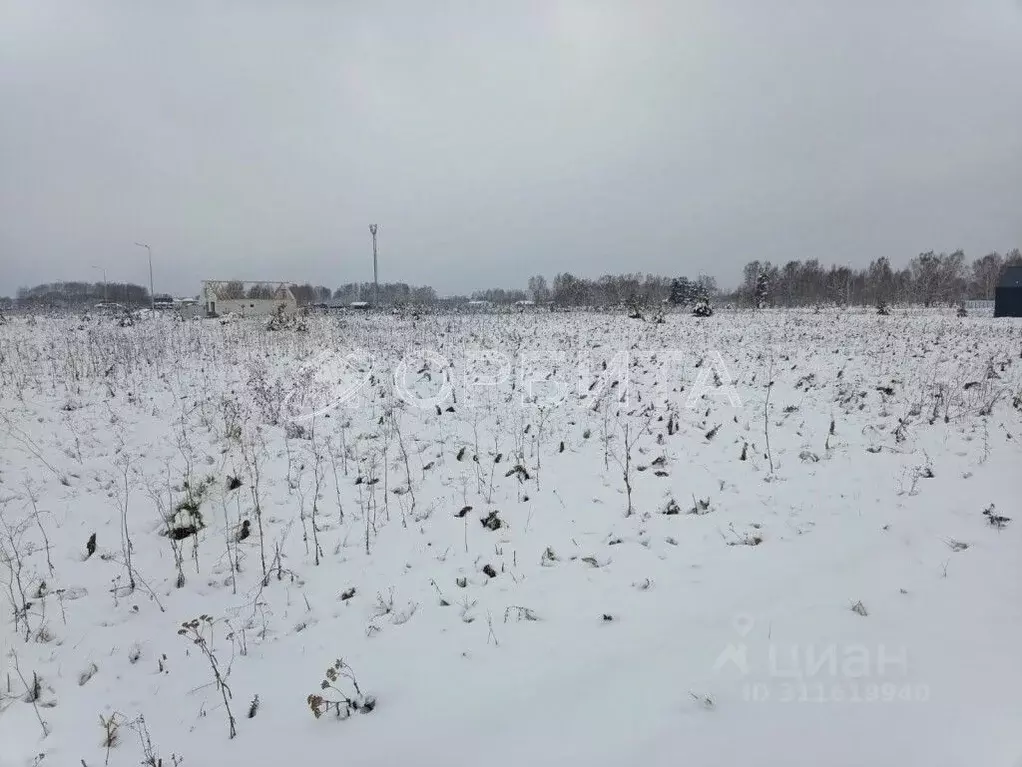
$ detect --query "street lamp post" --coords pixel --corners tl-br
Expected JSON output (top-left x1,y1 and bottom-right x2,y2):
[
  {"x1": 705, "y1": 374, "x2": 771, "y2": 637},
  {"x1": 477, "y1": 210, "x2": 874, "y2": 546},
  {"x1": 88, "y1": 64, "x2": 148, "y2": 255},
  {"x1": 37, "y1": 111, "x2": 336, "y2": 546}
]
[
  {"x1": 92, "y1": 266, "x2": 108, "y2": 302},
  {"x1": 135, "y1": 242, "x2": 154, "y2": 310}
]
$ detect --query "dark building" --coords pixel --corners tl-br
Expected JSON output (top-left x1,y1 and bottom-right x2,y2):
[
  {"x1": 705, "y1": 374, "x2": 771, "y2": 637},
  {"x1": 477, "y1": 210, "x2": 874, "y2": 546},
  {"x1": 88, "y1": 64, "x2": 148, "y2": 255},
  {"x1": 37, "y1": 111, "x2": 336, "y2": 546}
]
[{"x1": 994, "y1": 266, "x2": 1022, "y2": 317}]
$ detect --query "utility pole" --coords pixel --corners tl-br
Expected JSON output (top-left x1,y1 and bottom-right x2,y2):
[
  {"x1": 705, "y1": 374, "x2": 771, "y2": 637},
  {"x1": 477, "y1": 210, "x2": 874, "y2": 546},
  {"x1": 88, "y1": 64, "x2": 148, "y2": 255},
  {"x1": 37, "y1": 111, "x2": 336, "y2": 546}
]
[
  {"x1": 369, "y1": 224, "x2": 378, "y2": 307},
  {"x1": 92, "y1": 265, "x2": 108, "y2": 302},
  {"x1": 135, "y1": 242, "x2": 154, "y2": 310}
]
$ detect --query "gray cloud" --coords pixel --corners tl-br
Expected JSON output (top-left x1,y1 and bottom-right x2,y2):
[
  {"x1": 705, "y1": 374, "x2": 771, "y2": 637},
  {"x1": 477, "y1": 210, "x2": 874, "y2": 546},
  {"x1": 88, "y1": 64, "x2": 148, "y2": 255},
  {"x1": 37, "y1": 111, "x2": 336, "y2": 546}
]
[{"x1": 2, "y1": 0, "x2": 1021, "y2": 296}]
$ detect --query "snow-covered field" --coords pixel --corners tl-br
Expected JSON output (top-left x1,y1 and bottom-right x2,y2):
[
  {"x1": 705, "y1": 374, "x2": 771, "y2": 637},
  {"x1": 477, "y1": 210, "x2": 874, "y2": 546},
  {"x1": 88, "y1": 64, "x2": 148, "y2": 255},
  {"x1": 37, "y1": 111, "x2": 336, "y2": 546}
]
[{"x1": 1, "y1": 308, "x2": 1021, "y2": 767}]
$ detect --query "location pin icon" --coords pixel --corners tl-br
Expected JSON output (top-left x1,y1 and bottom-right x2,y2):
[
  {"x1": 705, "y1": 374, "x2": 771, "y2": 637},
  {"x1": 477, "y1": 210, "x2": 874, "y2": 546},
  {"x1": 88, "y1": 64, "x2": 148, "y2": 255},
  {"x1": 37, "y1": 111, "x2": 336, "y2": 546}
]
[{"x1": 733, "y1": 614, "x2": 755, "y2": 637}]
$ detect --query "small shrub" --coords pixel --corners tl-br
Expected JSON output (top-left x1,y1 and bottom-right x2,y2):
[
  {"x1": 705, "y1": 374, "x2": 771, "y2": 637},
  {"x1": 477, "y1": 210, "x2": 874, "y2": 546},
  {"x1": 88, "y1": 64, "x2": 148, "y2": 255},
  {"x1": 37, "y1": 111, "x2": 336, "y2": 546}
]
[
  {"x1": 692, "y1": 299, "x2": 714, "y2": 317},
  {"x1": 504, "y1": 606, "x2": 540, "y2": 623},
  {"x1": 688, "y1": 497, "x2": 712, "y2": 515},
  {"x1": 266, "y1": 304, "x2": 308, "y2": 332},
  {"x1": 480, "y1": 511, "x2": 503, "y2": 531},
  {"x1": 78, "y1": 663, "x2": 99, "y2": 686},
  {"x1": 983, "y1": 504, "x2": 1011, "y2": 528},
  {"x1": 307, "y1": 660, "x2": 375, "y2": 720},
  {"x1": 235, "y1": 519, "x2": 251, "y2": 542},
  {"x1": 100, "y1": 713, "x2": 121, "y2": 750}
]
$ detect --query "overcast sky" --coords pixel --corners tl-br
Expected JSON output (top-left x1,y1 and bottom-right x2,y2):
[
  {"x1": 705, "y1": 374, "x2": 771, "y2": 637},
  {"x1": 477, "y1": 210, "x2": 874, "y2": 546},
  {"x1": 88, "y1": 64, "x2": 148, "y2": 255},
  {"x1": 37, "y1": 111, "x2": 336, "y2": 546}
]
[{"x1": 2, "y1": 0, "x2": 1021, "y2": 297}]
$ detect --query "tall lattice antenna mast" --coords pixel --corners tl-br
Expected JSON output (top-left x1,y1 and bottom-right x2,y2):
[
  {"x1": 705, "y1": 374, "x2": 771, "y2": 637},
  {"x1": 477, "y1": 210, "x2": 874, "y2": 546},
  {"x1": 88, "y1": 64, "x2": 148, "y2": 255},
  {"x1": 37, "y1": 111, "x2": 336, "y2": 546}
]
[{"x1": 369, "y1": 224, "x2": 379, "y2": 307}]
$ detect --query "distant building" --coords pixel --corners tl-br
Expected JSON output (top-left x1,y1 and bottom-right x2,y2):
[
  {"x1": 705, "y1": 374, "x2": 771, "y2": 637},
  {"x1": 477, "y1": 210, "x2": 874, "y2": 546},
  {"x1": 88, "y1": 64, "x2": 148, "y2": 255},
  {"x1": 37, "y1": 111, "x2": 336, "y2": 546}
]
[
  {"x1": 994, "y1": 267, "x2": 1022, "y2": 317},
  {"x1": 963, "y1": 300, "x2": 995, "y2": 316},
  {"x1": 201, "y1": 281, "x2": 298, "y2": 317}
]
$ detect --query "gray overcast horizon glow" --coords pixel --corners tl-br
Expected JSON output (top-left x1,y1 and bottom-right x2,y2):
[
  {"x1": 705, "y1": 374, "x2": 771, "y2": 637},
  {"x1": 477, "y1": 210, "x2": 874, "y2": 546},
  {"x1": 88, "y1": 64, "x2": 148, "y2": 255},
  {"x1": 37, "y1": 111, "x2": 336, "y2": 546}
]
[{"x1": 2, "y1": 0, "x2": 1021, "y2": 297}]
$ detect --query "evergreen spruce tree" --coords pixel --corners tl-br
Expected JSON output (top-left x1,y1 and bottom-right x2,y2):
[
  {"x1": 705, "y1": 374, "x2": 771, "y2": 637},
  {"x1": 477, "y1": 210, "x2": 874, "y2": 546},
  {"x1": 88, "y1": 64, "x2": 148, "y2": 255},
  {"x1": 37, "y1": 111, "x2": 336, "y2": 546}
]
[{"x1": 755, "y1": 272, "x2": 770, "y2": 309}]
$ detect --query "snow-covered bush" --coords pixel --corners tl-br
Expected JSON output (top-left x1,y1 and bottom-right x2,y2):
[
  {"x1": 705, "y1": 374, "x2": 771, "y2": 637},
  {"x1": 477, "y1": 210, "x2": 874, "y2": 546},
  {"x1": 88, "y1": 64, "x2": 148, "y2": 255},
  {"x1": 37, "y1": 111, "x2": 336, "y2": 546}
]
[
  {"x1": 692, "y1": 299, "x2": 714, "y2": 317},
  {"x1": 307, "y1": 659, "x2": 375, "y2": 720}
]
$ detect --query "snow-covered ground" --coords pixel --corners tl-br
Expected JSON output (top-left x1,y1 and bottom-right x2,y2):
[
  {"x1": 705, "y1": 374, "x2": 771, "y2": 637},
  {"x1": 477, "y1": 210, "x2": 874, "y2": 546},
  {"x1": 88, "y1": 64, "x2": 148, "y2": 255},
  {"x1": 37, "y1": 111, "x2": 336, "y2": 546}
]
[{"x1": 1, "y1": 308, "x2": 1020, "y2": 767}]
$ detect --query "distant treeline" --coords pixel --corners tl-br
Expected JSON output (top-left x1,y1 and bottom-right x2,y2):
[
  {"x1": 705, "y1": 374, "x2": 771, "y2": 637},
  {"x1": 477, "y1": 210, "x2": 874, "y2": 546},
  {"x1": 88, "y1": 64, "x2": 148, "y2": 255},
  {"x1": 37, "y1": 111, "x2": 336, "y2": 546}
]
[
  {"x1": 5, "y1": 248, "x2": 1018, "y2": 311},
  {"x1": 14, "y1": 281, "x2": 153, "y2": 307},
  {"x1": 733, "y1": 249, "x2": 1022, "y2": 308},
  {"x1": 523, "y1": 273, "x2": 715, "y2": 307},
  {"x1": 514, "y1": 249, "x2": 1021, "y2": 308}
]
